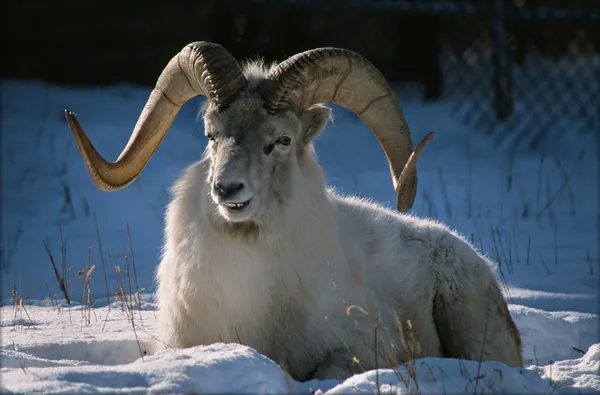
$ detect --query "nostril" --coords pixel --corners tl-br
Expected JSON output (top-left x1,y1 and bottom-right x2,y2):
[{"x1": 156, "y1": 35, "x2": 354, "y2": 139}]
[
  {"x1": 231, "y1": 182, "x2": 244, "y2": 194},
  {"x1": 214, "y1": 181, "x2": 245, "y2": 199}
]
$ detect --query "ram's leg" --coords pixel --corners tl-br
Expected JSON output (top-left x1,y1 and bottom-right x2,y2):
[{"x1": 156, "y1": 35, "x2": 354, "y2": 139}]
[
  {"x1": 392, "y1": 302, "x2": 445, "y2": 362},
  {"x1": 153, "y1": 293, "x2": 202, "y2": 353},
  {"x1": 312, "y1": 349, "x2": 363, "y2": 380},
  {"x1": 431, "y1": 236, "x2": 523, "y2": 367},
  {"x1": 153, "y1": 309, "x2": 183, "y2": 353},
  {"x1": 434, "y1": 281, "x2": 522, "y2": 367}
]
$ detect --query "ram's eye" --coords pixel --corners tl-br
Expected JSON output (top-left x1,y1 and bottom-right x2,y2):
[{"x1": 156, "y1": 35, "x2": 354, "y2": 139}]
[
  {"x1": 205, "y1": 132, "x2": 215, "y2": 141},
  {"x1": 277, "y1": 136, "x2": 292, "y2": 146}
]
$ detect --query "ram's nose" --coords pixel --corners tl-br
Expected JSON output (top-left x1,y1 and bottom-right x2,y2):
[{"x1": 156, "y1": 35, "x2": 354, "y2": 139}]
[{"x1": 213, "y1": 180, "x2": 246, "y2": 201}]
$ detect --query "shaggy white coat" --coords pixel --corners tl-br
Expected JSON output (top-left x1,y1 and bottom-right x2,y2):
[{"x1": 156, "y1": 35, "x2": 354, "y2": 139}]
[{"x1": 155, "y1": 140, "x2": 522, "y2": 381}]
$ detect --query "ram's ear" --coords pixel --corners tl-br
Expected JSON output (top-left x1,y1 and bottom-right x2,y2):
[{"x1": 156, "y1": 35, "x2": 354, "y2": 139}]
[{"x1": 297, "y1": 104, "x2": 332, "y2": 147}]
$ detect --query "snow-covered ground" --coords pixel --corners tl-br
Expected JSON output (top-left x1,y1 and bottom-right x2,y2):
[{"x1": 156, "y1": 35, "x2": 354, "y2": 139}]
[{"x1": 1, "y1": 79, "x2": 598, "y2": 394}]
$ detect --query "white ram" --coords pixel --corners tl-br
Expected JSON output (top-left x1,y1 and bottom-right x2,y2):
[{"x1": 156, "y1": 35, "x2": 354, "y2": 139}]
[{"x1": 66, "y1": 41, "x2": 523, "y2": 381}]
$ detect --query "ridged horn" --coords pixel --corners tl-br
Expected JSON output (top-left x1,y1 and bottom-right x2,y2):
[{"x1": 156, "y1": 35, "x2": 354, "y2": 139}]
[
  {"x1": 65, "y1": 41, "x2": 248, "y2": 191},
  {"x1": 263, "y1": 48, "x2": 433, "y2": 212}
]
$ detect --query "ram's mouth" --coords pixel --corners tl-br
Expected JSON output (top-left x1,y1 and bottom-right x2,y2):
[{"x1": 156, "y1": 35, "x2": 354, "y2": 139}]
[{"x1": 222, "y1": 200, "x2": 251, "y2": 211}]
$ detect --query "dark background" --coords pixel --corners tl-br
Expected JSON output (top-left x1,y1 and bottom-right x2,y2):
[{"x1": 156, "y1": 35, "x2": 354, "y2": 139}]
[{"x1": 1, "y1": 0, "x2": 598, "y2": 149}]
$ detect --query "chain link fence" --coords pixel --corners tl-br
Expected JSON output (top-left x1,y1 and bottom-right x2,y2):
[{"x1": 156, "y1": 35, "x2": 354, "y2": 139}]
[
  {"x1": 3, "y1": 0, "x2": 598, "y2": 152},
  {"x1": 274, "y1": 0, "x2": 599, "y2": 150},
  {"x1": 435, "y1": 0, "x2": 599, "y2": 150}
]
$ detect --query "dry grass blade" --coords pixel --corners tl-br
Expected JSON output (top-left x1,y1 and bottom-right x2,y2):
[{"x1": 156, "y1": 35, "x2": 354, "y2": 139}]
[
  {"x1": 526, "y1": 235, "x2": 531, "y2": 266},
  {"x1": 537, "y1": 250, "x2": 553, "y2": 275},
  {"x1": 109, "y1": 253, "x2": 130, "y2": 320},
  {"x1": 474, "y1": 301, "x2": 491, "y2": 392},
  {"x1": 94, "y1": 213, "x2": 111, "y2": 309},
  {"x1": 490, "y1": 227, "x2": 513, "y2": 302},
  {"x1": 126, "y1": 220, "x2": 143, "y2": 324},
  {"x1": 86, "y1": 264, "x2": 96, "y2": 325},
  {"x1": 374, "y1": 323, "x2": 380, "y2": 395},
  {"x1": 11, "y1": 284, "x2": 36, "y2": 328},
  {"x1": 1, "y1": 221, "x2": 23, "y2": 273},
  {"x1": 43, "y1": 239, "x2": 70, "y2": 305},
  {"x1": 535, "y1": 153, "x2": 546, "y2": 215},
  {"x1": 537, "y1": 150, "x2": 584, "y2": 218},
  {"x1": 59, "y1": 225, "x2": 68, "y2": 298},
  {"x1": 124, "y1": 246, "x2": 145, "y2": 362},
  {"x1": 346, "y1": 305, "x2": 370, "y2": 316},
  {"x1": 554, "y1": 157, "x2": 576, "y2": 215},
  {"x1": 511, "y1": 224, "x2": 521, "y2": 264}
]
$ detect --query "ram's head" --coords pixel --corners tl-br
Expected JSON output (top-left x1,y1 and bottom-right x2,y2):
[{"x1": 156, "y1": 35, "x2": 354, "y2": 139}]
[{"x1": 66, "y1": 41, "x2": 432, "y2": 221}]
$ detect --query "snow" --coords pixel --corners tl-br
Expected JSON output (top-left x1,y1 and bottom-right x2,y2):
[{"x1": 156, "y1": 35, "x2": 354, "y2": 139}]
[
  {"x1": 2, "y1": 304, "x2": 597, "y2": 394},
  {"x1": 1, "y1": 78, "x2": 598, "y2": 394}
]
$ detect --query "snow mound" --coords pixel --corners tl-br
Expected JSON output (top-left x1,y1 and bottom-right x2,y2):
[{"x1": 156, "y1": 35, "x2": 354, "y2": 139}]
[
  {"x1": 533, "y1": 344, "x2": 600, "y2": 394},
  {"x1": 1, "y1": 303, "x2": 597, "y2": 395},
  {"x1": 1, "y1": 343, "x2": 287, "y2": 394},
  {"x1": 0, "y1": 340, "x2": 573, "y2": 395},
  {"x1": 510, "y1": 304, "x2": 600, "y2": 365}
]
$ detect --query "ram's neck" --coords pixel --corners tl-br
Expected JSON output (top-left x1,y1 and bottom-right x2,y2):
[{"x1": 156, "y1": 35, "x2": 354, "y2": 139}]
[{"x1": 166, "y1": 153, "x2": 337, "y2": 259}]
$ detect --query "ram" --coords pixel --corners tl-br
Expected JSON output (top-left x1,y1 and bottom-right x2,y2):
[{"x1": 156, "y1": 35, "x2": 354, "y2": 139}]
[{"x1": 65, "y1": 41, "x2": 523, "y2": 381}]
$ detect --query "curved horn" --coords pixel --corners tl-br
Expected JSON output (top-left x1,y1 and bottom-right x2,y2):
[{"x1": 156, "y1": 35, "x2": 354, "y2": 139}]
[
  {"x1": 65, "y1": 41, "x2": 247, "y2": 191},
  {"x1": 263, "y1": 48, "x2": 433, "y2": 212}
]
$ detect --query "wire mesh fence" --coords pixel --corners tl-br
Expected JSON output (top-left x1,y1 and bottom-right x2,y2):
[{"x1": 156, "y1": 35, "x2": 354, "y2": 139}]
[
  {"x1": 432, "y1": 0, "x2": 600, "y2": 151},
  {"x1": 243, "y1": 0, "x2": 600, "y2": 150},
  {"x1": 2, "y1": 0, "x2": 598, "y2": 152},
  {"x1": 275, "y1": 0, "x2": 599, "y2": 150}
]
